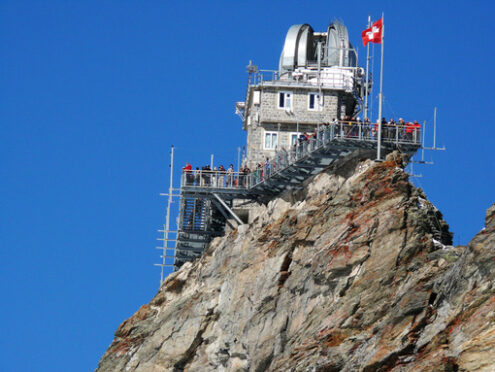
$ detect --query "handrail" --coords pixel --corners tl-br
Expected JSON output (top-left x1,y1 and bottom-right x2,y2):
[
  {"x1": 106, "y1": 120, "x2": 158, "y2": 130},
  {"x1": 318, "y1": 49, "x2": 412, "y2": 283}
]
[
  {"x1": 181, "y1": 120, "x2": 421, "y2": 190},
  {"x1": 181, "y1": 169, "x2": 252, "y2": 190},
  {"x1": 250, "y1": 66, "x2": 362, "y2": 93}
]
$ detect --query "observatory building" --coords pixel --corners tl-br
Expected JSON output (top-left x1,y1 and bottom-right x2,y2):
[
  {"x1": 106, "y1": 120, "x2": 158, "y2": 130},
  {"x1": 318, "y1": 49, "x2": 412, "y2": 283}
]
[{"x1": 237, "y1": 21, "x2": 366, "y2": 168}]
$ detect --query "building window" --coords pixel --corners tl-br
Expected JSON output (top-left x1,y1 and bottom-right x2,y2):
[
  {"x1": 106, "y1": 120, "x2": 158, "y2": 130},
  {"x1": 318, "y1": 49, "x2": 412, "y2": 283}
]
[
  {"x1": 289, "y1": 132, "x2": 302, "y2": 146},
  {"x1": 308, "y1": 92, "x2": 323, "y2": 111},
  {"x1": 264, "y1": 131, "x2": 278, "y2": 150},
  {"x1": 253, "y1": 90, "x2": 261, "y2": 105},
  {"x1": 278, "y1": 91, "x2": 293, "y2": 109}
]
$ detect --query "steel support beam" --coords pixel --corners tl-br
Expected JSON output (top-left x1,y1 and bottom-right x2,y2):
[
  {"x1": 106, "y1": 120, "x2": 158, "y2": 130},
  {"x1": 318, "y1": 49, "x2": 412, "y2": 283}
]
[
  {"x1": 211, "y1": 199, "x2": 237, "y2": 230},
  {"x1": 212, "y1": 193, "x2": 243, "y2": 225}
]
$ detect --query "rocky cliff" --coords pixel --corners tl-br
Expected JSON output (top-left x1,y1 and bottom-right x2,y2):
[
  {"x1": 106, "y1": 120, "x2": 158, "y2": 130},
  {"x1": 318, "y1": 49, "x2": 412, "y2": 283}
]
[{"x1": 97, "y1": 151, "x2": 495, "y2": 372}]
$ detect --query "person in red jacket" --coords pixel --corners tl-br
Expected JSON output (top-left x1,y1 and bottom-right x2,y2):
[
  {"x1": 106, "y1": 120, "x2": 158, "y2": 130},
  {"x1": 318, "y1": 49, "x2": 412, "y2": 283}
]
[
  {"x1": 405, "y1": 121, "x2": 414, "y2": 142},
  {"x1": 412, "y1": 120, "x2": 421, "y2": 143},
  {"x1": 183, "y1": 162, "x2": 193, "y2": 185}
]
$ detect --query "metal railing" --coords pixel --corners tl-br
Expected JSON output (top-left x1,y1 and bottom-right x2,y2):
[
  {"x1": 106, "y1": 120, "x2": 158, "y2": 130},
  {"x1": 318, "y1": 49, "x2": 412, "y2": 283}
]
[
  {"x1": 181, "y1": 121, "x2": 421, "y2": 190},
  {"x1": 181, "y1": 168, "x2": 281, "y2": 191},
  {"x1": 328, "y1": 120, "x2": 422, "y2": 144},
  {"x1": 250, "y1": 69, "x2": 280, "y2": 85},
  {"x1": 249, "y1": 67, "x2": 361, "y2": 93},
  {"x1": 181, "y1": 170, "x2": 252, "y2": 190}
]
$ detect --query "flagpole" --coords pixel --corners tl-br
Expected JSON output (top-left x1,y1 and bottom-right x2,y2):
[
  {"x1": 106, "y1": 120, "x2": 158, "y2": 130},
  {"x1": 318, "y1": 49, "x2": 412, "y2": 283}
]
[
  {"x1": 364, "y1": 15, "x2": 371, "y2": 120},
  {"x1": 376, "y1": 12, "x2": 385, "y2": 161}
]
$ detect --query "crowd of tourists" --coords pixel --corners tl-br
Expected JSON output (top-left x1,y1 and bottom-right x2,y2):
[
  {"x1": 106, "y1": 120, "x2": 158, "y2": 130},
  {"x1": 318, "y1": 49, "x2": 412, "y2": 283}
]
[
  {"x1": 294, "y1": 116, "x2": 421, "y2": 144},
  {"x1": 182, "y1": 163, "x2": 253, "y2": 188},
  {"x1": 182, "y1": 160, "x2": 277, "y2": 188},
  {"x1": 247, "y1": 116, "x2": 421, "y2": 184}
]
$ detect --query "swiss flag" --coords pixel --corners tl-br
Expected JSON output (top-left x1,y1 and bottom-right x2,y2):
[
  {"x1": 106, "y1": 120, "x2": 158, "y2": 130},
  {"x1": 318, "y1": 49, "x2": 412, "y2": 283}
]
[{"x1": 362, "y1": 18, "x2": 383, "y2": 46}]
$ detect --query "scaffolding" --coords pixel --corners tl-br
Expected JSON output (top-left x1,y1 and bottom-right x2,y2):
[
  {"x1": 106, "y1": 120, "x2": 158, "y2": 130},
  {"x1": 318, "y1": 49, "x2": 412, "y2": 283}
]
[{"x1": 154, "y1": 146, "x2": 180, "y2": 285}]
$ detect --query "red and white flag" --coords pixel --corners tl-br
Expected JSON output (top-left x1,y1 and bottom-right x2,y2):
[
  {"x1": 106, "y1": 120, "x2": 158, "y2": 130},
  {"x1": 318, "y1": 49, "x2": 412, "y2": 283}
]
[{"x1": 362, "y1": 18, "x2": 383, "y2": 46}]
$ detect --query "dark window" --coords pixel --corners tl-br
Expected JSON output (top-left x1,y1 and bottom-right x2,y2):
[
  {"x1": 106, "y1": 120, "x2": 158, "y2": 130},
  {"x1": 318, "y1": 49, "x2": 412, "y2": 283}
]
[{"x1": 309, "y1": 94, "x2": 315, "y2": 109}]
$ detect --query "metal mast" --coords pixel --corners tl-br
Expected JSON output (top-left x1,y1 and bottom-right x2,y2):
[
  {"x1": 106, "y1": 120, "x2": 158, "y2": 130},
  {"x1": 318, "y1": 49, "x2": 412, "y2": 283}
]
[
  {"x1": 317, "y1": 41, "x2": 322, "y2": 134},
  {"x1": 159, "y1": 145, "x2": 175, "y2": 285},
  {"x1": 433, "y1": 107, "x2": 437, "y2": 149},
  {"x1": 377, "y1": 13, "x2": 385, "y2": 161},
  {"x1": 364, "y1": 15, "x2": 371, "y2": 120}
]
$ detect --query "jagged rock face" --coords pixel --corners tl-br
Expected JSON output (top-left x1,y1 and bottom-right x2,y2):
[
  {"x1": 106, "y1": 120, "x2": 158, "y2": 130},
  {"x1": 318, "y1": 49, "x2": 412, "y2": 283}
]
[{"x1": 97, "y1": 152, "x2": 495, "y2": 372}]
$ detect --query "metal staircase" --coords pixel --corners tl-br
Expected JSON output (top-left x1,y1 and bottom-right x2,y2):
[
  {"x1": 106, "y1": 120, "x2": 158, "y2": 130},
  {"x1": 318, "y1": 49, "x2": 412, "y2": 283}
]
[
  {"x1": 172, "y1": 190, "x2": 242, "y2": 270},
  {"x1": 174, "y1": 196, "x2": 225, "y2": 268}
]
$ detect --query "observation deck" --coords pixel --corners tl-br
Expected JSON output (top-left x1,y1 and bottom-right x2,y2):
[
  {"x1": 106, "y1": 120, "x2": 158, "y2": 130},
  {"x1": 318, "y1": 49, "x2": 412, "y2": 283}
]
[{"x1": 172, "y1": 121, "x2": 421, "y2": 269}]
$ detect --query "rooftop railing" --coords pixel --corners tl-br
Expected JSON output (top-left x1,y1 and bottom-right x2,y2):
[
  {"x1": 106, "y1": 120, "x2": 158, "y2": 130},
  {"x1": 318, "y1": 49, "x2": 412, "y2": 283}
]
[
  {"x1": 249, "y1": 67, "x2": 361, "y2": 93},
  {"x1": 181, "y1": 120, "x2": 421, "y2": 191},
  {"x1": 248, "y1": 69, "x2": 279, "y2": 86}
]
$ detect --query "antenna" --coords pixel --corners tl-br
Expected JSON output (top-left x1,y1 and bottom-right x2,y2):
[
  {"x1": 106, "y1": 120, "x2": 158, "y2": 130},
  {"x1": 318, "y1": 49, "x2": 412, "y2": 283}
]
[
  {"x1": 154, "y1": 146, "x2": 179, "y2": 286},
  {"x1": 433, "y1": 107, "x2": 437, "y2": 149},
  {"x1": 246, "y1": 60, "x2": 257, "y2": 74},
  {"x1": 421, "y1": 120, "x2": 426, "y2": 162},
  {"x1": 422, "y1": 107, "x2": 445, "y2": 151},
  {"x1": 237, "y1": 147, "x2": 241, "y2": 173}
]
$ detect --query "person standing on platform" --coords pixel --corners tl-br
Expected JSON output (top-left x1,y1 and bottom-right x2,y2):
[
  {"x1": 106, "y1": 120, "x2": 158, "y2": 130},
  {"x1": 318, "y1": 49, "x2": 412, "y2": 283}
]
[
  {"x1": 218, "y1": 165, "x2": 226, "y2": 187},
  {"x1": 413, "y1": 120, "x2": 421, "y2": 143},
  {"x1": 398, "y1": 118, "x2": 406, "y2": 140},
  {"x1": 212, "y1": 167, "x2": 218, "y2": 187},
  {"x1": 405, "y1": 121, "x2": 414, "y2": 142},
  {"x1": 226, "y1": 164, "x2": 234, "y2": 187},
  {"x1": 183, "y1": 162, "x2": 193, "y2": 185},
  {"x1": 194, "y1": 167, "x2": 200, "y2": 186}
]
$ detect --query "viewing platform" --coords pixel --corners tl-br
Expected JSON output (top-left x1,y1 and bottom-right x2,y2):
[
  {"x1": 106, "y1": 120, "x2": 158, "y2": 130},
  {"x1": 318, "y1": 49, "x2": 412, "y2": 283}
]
[
  {"x1": 181, "y1": 120, "x2": 421, "y2": 198},
  {"x1": 170, "y1": 120, "x2": 422, "y2": 270}
]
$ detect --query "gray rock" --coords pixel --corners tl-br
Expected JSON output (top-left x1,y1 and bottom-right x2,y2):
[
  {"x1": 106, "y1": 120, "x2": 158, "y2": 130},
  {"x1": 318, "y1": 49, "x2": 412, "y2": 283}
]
[{"x1": 97, "y1": 152, "x2": 495, "y2": 372}]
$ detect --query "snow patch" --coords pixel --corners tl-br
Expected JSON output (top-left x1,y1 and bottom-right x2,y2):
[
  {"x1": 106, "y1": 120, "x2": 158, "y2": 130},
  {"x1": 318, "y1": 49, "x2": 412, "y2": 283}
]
[
  {"x1": 433, "y1": 239, "x2": 446, "y2": 250},
  {"x1": 418, "y1": 196, "x2": 430, "y2": 210}
]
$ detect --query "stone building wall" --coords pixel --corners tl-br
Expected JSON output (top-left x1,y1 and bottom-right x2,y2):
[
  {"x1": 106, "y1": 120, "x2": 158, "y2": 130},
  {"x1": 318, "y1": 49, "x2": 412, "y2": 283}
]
[
  {"x1": 244, "y1": 86, "x2": 351, "y2": 168},
  {"x1": 246, "y1": 122, "x2": 319, "y2": 167},
  {"x1": 259, "y1": 87, "x2": 340, "y2": 124}
]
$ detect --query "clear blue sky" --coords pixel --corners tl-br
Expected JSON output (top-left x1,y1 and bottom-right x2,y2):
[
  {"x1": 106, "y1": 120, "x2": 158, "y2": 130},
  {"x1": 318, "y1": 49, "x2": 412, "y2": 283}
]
[{"x1": 1, "y1": 1, "x2": 493, "y2": 371}]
